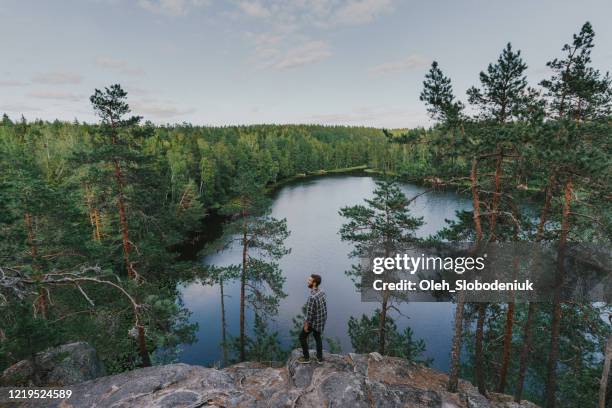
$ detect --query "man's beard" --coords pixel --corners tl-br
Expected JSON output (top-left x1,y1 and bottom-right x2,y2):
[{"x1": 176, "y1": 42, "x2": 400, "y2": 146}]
[{"x1": 307, "y1": 282, "x2": 314, "y2": 289}]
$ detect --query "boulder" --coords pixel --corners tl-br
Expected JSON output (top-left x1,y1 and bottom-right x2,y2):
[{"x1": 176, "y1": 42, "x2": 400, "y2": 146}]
[
  {"x1": 0, "y1": 342, "x2": 105, "y2": 387},
  {"x1": 0, "y1": 350, "x2": 539, "y2": 408}
]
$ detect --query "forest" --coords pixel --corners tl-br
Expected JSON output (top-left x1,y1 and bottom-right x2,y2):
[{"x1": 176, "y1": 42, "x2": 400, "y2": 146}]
[{"x1": 0, "y1": 21, "x2": 611, "y2": 408}]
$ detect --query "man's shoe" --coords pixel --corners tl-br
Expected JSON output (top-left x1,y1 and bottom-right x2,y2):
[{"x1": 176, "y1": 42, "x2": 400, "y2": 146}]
[
  {"x1": 315, "y1": 357, "x2": 324, "y2": 364},
  {"x1": 296, "y1": 357, "x2": 311, "y2": 364}
]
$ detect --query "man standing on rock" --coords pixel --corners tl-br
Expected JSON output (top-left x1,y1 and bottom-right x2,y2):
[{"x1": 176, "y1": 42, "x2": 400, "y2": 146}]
[{"x1": 297, "y1": 274, "x2": 327, "y2": 364}]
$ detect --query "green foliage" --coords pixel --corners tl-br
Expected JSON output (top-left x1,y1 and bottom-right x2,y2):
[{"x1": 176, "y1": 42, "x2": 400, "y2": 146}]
[
  {"x1": 419, "y1": 20, "x2": 611, "y2": 405},
  {"x1": 339, "y1": 177, "x2": 423, "y2": 257},
  {"x1": 420, "y1": 61, "x2": 464, "y2": 124},
  {"x1": 340, "y1": 177, "x2": 423, "y2": 288},
  {"x1": 347, "y1": 311, "x2": 430, "y2": 365},
  {"x1": 1, "y1": 106, "x2": 389, "y2": 373},
  {"x1": 541, "y1": 22, "x2": 612, "y2": 121},
  {"x1": 0, "y1": 22, "x2": 609, "y2": 407},
  {"x1": 467, "y1": 43, "x2": 529, "y2": 123},
  {"x1": 0, "y1": 85, "x2": 205, "y2": 374},
  {"x1": 228, "y1": 314, "x2": 286, "y2": 364},
  {"x1": 460, "y1": 302, "x2": 611, "y2": 407},
  {"x1": 0, "y1": 303, "x2": 61, "y2": 367},
  {"x1": 340, "y1": 177, "x2": 425, "y2": 355}
]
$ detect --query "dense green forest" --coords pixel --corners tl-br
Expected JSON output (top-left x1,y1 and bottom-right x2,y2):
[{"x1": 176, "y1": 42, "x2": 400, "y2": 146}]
[
  {"x1": 0, "y1": 114, "x2": 390, "y2": 368},
  {"x1": 1, "y1": 21, "x2": 611, "y2": 408}
]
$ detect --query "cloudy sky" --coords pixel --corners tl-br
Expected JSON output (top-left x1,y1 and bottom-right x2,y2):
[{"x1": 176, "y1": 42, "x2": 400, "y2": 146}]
[{"x1": 1, "y1": 0, "x2": 611, "y2": 127}]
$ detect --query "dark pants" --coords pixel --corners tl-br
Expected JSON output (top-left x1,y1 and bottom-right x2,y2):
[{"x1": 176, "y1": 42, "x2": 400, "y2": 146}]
[{"x1": 299, "y1": 327, "x2": 323, "y2": 360}]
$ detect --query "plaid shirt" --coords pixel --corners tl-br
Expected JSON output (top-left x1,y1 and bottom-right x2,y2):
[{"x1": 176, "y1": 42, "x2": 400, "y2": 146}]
[{"x1": 305, "y1": 288, "x2": 327, "y2": 332}]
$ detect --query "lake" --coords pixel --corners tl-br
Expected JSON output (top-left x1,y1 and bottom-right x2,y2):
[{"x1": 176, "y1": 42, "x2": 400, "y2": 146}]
[{"x1": 178, "y1": 174, "x2": 472, "y2": 372}]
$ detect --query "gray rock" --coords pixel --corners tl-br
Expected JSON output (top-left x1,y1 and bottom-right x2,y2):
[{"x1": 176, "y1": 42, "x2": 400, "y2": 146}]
[
  {"x1": 465, "y1": 391, "x2": 496, "y2": 408},
  {"x1": 0, "y1": 350, "x2": 540, "y2": 408},
  {"x1": 0, "y1": 342, "x2": 105, "y2": 387}
]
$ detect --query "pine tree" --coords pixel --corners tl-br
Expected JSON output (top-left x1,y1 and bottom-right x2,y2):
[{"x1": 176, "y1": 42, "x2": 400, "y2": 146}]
[
  {"x1": 89, "y1": 85, "x2": 141, "y2": 280},
  {"x1": 420, "y1": 61, "x2": 464, "y2": 125},
  {"x1": 467, "y1": 42, "x2": 531, "y2": 395},
  {"x1": 200, "y1": 265, "x2": 240, "y2": 366},
  {"x1": 87, "y1": 85, "x2": 153, "y2": 367},
  {"x1": 347, "y1": 311, "x2": 430, "y2": 364},
  {"x1": 467, "y1": 43, "x2": 528, "y2": 123},
  {"x1": 420, "y1": 61, "x2": 474, "y2": 393},
  {"x1": 537, "y1": 22, "x2": 611, "y2": 408},
  {"x1": 540, "y1": 22, "x2": 612, "y2": 121},
  {"x1": 220, "y1": 151, "x2": 290, "y2": 362},
  {"x1": 339, "y1": 177, "x2": 423, "y2": 355},
  {"x1": 1, "y1": 113, "x2": 12, "y2": 128},
  {"x1": 84, "y1": 85, "x2": 205, "y2": 368},
  {"x1": 236, "y1": 314, "x2": 285, "y2": 364}
]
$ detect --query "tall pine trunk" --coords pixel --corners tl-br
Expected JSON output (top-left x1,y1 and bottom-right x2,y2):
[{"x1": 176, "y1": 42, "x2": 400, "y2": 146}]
[
  {"x1": 220, "y1": 277, "x2": 228, "y2": 366},
  {"x1": 448, "y1": 158, "x2": 482, "y2": 392},
  {"x1": 379, "y1": 291, "x2": 388, "y2": 355},
  {"x1": 471, "y1": 159, "x2": 484, "y2": 242},
  {"x1": 448, "y1": 290, "x2": 465, "y2": 393},
  {"x1": 84, "y1": 184, "x2": 101, "y2": 241},
  {"x1": 498, "y1": 232, "x2": 520, "y2": 393},
  {"x1": 474, "y1": 154, "x2": 489, "y2": 395},
  {"x1": 113, "y1": 159, "x2": 149, "y2": 367},
  {"x1": 600, "y1": 334, "x2": 612, "y2": 408},
  {"x1": 545, "y1": 177, "x2": 573, "y2": 408},
  {"x1": 473, "y1": 148, "x2": 503, "y2": 394},
  {"x1": 475, "y1": 303, "x2": 487, "y2": 395},
  {"x1": 137, "y1": 326, "x2": 151, "y2": 366},
  {"x1": 109, "y1": 125, "x2": 149, "y2": 367},
  {"x1": 113, "y1": 159, "x2": 134, "y2": 280},
  {"x1": 489, "y1": 148, "x2": 503, "y2": 240},
  {"x1": 497, "y1": 301, "x2": 515, "y2": 392},
  {"x1": 515, "y1": 302, "x2": 536, "y2": 402},
  {"x1": 92, "y1": 208, "x2": 102, "y2": 241},
  {"x1": 239, "y1": 208, "x2": 248, "y2": 362},
  {"x1": 515, "y1": 172, "x2": 555, "y2": 402},
  {"x1": 25, "y1": 213, "x2": 47, "y2": 319},
  {"x1": 379, "y1": 239, "x2": 391, "y2": 355}
]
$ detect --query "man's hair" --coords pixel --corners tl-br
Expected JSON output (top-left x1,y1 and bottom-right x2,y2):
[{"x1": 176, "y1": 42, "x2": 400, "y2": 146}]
[{"x1": 311, "y1": 274, "x2": 322, "y2": 287}]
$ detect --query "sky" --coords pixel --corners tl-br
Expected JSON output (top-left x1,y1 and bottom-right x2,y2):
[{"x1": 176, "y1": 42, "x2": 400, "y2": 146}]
[{"x1": 1, "y1": 0, "x2": 611, "y2": 128}]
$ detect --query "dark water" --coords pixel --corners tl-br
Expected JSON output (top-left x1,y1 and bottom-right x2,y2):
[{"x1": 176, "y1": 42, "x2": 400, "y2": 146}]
[{"x1": 178, "y1": 175, "x2": 472, "y2": 372}]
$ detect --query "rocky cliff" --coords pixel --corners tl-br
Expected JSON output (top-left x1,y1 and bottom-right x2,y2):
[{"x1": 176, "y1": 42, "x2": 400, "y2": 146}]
[
  {"x1": 0, "y1": 342, "x2": 105, "y2": 388},
  {"x1": 1, "y1": 349, "x2": 537, "y2": 408}
]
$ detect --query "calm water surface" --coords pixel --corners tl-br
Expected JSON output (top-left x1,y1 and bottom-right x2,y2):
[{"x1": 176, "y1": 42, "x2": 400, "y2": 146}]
[{"x1": 178, "y1": 175, "x2": 472, "y2": 372}]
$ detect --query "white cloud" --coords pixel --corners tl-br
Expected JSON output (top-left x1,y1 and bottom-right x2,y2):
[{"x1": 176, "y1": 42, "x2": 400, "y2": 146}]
[
  {"x1": 368, "y1": 54, "x2": 429, "y2": 76},
  {"x1": 334, "y1": 0, "x2": 394, "y2": 25},
  {"x1": 28, "y1": 90, "x2": 82, "y2": 102},
  {"x1": 31, "y1": 72, "x2": 83, "y2": 85},
  {"x1": 94, "y1": 57, "x2": 145, "y2": 76},
  {"x1": 273, "y1": 41, "x2": 332, "y2": 70},
  {"x1": 0, "y1": 80, "x2": 27, "y2": 87},
  {"x1": 245, "y1": 32, "x2": 282, "y2": 60},
  {"x1": 234, "y1": 0, "x2": 395, "y2": 28},
  {"x1": 137, "y1": 0, "x2": 210, "y2": 16},
  {"x1": 250, "y1": 33, "x2": 282, "y2": 46},
  {"x1": 234, "y1": 1, "x2": 397, "y2": 70},
  {"x1": 237, "y1": 1, "x2": 270, "y2": 18}
]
